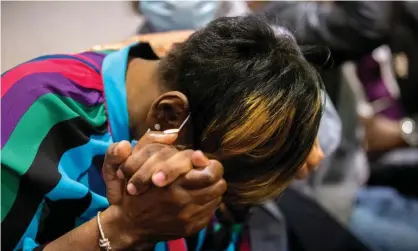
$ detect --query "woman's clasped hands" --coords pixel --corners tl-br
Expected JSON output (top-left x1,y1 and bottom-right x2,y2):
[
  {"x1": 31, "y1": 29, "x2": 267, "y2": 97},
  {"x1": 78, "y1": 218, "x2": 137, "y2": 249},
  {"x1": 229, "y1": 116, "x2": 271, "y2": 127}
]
[{"x1": 100, "y1": 131, "x2": 226, "y2": 250}]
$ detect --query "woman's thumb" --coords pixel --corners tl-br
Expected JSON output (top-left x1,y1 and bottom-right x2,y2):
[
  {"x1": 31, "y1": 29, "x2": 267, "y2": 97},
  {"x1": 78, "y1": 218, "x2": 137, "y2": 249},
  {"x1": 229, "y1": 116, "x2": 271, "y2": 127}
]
[{"x1": 103, "y1": 141, "x2": 132, "y2": 204}]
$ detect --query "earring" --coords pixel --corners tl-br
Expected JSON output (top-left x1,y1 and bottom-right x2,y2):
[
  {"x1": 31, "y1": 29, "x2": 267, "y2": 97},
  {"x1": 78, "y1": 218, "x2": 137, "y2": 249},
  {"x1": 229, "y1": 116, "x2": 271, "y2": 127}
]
[{"x1": 154, "y1": 124, "x2": 161, "y2": 131}]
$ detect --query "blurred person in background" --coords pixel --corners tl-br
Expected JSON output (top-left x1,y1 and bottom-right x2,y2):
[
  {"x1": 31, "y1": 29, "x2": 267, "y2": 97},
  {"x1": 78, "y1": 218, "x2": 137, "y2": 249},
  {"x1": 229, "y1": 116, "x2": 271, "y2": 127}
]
[
  {"x1": 258, "y1": 1, "x2": 418, "y2": 155},
  {"x1": 135, "y1": 0, "x2": 252, "y2": 33},
  {"x1": 256, "y1": 1, "x2": 418, "y2": 251}
]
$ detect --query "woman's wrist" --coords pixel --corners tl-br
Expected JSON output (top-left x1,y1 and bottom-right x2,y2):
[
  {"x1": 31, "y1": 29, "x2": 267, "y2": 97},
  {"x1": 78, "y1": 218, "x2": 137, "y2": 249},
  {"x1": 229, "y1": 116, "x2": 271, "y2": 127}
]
[{"x1": 101, "y1": 206, "x2": 149, "y2": 250}]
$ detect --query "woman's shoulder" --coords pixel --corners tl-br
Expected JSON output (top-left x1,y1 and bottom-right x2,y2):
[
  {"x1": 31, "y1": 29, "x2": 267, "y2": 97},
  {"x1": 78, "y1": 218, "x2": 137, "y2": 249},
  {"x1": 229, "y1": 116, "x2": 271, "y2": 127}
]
[{"x1": 1, "y1": 52, "x2": 108, "y2": 151}]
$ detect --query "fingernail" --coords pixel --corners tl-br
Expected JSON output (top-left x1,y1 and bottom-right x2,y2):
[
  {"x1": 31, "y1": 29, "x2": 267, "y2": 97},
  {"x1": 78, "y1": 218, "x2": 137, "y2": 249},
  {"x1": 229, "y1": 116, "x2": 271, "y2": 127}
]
[
  {"x1": 152, "y1": 172, "x2": 166, "y2": 187},
  {"x1": 116, "y1": 169, "x2": 125, "y2": 179},
  {"x1": 127, "y1": 183, "x2": 137, "y2": 195}
]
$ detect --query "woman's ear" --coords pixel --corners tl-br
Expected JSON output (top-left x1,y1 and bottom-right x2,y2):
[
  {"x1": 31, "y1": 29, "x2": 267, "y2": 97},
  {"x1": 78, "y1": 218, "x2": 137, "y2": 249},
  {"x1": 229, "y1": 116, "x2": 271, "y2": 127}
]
[{"x1": 146, "y1": 91, "x2": 189, "y2": 131}]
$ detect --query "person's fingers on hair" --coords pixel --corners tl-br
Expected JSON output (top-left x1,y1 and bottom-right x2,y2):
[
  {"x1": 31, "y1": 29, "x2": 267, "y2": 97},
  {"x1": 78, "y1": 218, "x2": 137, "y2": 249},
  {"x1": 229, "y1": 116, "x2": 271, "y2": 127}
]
[
  {"x1": 150, "y1": 150, "x2": 195, "y2": 188},
  {"x1": 187, "y1": 179, "x2": 227, "y2": 205},
  {"x1": 178, "y1": 160, "x2": 224, "y2": 189},
  {"x1": 133, "y1": 130, "x2": 178, "y2": 152},
  {"x1": 120, "y1": 143, "x2": 175, "y2": 179},
  {"x1": 102, "y1": 141, "x2": 132, "y2": 204},
  {"x1": 126, "y1": 146, "x2": 179, "y2": 195}
]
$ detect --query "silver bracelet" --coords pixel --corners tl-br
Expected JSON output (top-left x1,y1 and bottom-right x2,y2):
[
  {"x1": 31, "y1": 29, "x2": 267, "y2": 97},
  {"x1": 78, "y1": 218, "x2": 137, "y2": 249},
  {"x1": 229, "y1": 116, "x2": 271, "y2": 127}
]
[{"x1": 97, "y1": 211, "x2": 112, "y2": 251}]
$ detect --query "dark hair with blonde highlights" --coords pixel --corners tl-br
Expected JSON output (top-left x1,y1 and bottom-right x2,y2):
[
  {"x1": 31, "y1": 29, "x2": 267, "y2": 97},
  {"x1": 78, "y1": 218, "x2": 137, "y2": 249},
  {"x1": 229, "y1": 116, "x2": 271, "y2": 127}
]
[{"x1": 159, "y1": 16, "x2": 324, "y2": 205}]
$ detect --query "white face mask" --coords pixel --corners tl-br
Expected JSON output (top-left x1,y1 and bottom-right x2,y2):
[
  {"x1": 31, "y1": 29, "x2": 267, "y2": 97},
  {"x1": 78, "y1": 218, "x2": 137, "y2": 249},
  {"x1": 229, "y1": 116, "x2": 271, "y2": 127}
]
[{"x1": 140, "y1": 0, "x2": 221, "y2": 32}]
